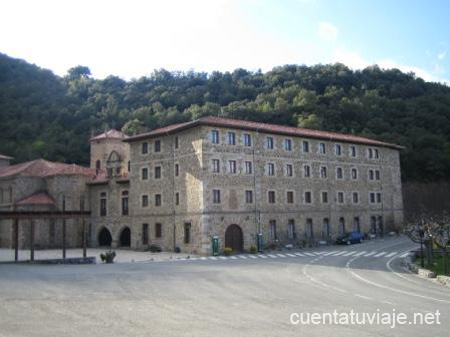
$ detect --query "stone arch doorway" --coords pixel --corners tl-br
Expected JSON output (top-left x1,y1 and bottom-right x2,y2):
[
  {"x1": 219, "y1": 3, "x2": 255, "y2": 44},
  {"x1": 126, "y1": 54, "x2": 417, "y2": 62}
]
[
  {"x1": 98, "y1": 227, "x2": 112, "y2": 247},
  {"x1": 119, "y1": 227, "x2": 131, "y2": 247},
  {"x1": 225, "y1": 224, "x2": 243, "y2": 252}
]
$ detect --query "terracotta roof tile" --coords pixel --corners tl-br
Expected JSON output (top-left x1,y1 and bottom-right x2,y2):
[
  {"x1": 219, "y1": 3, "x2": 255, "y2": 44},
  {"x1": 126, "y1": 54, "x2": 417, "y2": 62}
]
[
  {"x1": 0, "y1": 159, "x2": 97, "y2": 179},
  {"x1": 124, "y1": 116, "x2": 403, "y2": 149},
  {"x1": 16, "y1": 191, "x2": 55, "y2": 206},
  {"x1": 91, "y1": 129, "x2": 128, "y2": 141}
]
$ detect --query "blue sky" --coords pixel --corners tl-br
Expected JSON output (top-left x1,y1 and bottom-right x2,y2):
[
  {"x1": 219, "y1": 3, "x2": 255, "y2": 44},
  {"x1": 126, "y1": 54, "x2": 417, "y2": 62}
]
[{"x1": 0, "y1": 0, "x2": 448, "y2": 83}]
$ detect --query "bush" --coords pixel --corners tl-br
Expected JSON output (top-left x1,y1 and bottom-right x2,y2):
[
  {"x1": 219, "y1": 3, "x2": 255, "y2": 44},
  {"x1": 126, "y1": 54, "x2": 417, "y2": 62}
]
[
  {"x1": 224, "y1": 247, "x2": 233, "y2": 256},
  {"x1": 100, "y1": 250, "x2": 116, "y2": 264},
  {"x1": 149, "y1": 244, "x2": 162, "y2": 253},
  {"x1": 250, "y1": 245, "x2": 258, "y2": 254}
]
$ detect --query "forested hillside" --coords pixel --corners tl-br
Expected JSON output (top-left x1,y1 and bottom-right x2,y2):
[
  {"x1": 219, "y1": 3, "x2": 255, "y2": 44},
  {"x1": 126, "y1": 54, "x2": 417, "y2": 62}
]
[{"x1": 1, "y1": 52, "x2": 450, "y2": 182}]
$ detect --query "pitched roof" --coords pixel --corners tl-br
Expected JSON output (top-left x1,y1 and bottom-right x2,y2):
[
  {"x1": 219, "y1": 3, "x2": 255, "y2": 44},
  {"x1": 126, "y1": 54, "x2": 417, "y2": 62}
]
[
  {"x1": 91, "y1": 129, "x2": 128, "y2": 141},
  {"x1": 0, "y1": 159, "x2": 96, "y2": 179},
  {"x1": 16, "y1": 191, "x2": 55, "y2": 206},
  {"x1": 0, "y1": 154, "x2": 13, "y2": 160},
  {"x1": 124, "y1": 116, "x2": 403, "y2": 150}
]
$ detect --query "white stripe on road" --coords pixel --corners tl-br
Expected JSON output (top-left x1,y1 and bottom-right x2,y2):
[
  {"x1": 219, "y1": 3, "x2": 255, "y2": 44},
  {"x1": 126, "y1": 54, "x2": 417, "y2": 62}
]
[
  {"x1": 248, "y1": 255, "x2": 258, "y2": 259},
  {"x1": 374, "y1": 252, "x2": 387, "y2": 257},
  {"x1": 333, "y1": 251, "x2": 347, "y2": 256},
  {"x1": 385, "y1": 252, "x2": 398, "y2": 258},
  {"x1": 218, "y1": 256, "x2": 227, "y2": 260},
  {"x1": 323, "y1": 251, "x2": 338, "y2": 256},
  {"x1": 364, "y1": 251, "x2": 376, "y2": 257},
  {"x1": 304, "y1": 253, "x2": 316, "y2": 256},
  {"x1": 190, "y1": 258, "x2": 198, "y2": 261},
  {"x1": 259, "y1": 255, "x2": 268, "y2": 259},
  {"x1": 200, "y1": 257, "x2": 208, "y2": 260},
  {"x1": 209, "y1": 257, "x2": 218, "y2": 260},
  {"x1": 286, "y1": 253, "x2": 296, "y2": 257},
  {"x1": 277, "y1": 254, "x2": 286, "y2": 258},
  {"x1": 343, "y1": 251, "x2": 356, "y2": 256},
  {"x1": 294, "y1": 253, "x2": 305, "y2": 257},
  {"x1": 230, "y1": 256, "x2": 238, "y2": 260},
  {"x1": 238, "y1": 255, "x2": 247, "y2": 259},
  {"x1": 399, "y1": 253, "x2": 409, "y2": 258},
  {"x1": 353, "y1": 251, "x2": 367, "y2": 257},
  {"x1": 267, "y1": 254, "x2": 278, "y2": 258},
  {"x1": 314, "y1": 252, "x2": 326, "y2": 255}
]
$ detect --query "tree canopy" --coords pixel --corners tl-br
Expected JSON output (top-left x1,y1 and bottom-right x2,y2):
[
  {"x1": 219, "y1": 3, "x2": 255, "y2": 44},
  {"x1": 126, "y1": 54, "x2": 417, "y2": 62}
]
[{"x1": 1, "y1": 52, "x2": 450, "y2": 182}]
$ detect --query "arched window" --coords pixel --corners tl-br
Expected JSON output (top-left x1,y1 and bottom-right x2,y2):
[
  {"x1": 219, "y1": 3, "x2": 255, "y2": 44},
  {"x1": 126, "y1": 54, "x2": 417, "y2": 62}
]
[{"x1": 122, "y1": 190, "x2": 129, "y2": 216}]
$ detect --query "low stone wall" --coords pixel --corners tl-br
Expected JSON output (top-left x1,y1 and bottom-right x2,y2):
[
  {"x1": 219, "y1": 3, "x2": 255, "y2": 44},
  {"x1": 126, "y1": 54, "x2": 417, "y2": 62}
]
[
  {"x1": 31, "y1": 257, "x2": 96, "y2": 265},
  {"x1": 436, "y1": 275, "x2": 450, "y2": 286}
]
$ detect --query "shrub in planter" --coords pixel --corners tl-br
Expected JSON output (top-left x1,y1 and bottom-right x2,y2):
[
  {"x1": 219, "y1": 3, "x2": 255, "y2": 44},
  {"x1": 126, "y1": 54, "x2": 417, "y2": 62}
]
[
  {"x1": 250, "y1": 245, "x2": 258, "y2": 254},
  {"x1": 149, "y1": 244, "x2": 162, "y2": 253},
  {"x1": 224, "y1": 247, "x2": 233, "y2": 256},
  {"x1": 100, "y1": 250, "x2": 116, "y2": 264}
]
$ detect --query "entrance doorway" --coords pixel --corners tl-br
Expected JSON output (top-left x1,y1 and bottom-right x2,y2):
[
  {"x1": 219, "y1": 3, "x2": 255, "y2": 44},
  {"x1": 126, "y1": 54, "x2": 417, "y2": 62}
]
[
  {"x1": 225, "y1": 224, "x2": 243, "y2": 252},
  {"x1": 98, "y1": 227, "x2": 112, "y2": 247},
  {"x1": 120, "y1": 227, "x2": 131, "y2": 247}
]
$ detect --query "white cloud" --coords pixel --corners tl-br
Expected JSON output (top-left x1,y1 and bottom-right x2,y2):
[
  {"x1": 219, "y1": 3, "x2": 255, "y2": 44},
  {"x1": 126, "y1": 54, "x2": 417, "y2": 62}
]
[{"x1": 318, "y1": 22, "x2": 338, "y2": 43}]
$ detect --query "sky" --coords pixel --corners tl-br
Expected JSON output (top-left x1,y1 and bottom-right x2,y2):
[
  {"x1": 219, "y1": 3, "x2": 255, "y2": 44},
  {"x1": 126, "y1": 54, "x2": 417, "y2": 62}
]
[{"x1": 0, "y1": 0, "x2": 449, "y2": 84}]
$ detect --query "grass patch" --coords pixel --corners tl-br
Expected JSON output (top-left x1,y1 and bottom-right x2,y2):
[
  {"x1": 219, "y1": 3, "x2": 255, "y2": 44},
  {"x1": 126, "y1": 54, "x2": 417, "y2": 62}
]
[{"x1": 417, "y1": 255, "x2": 450, "y2": 276}]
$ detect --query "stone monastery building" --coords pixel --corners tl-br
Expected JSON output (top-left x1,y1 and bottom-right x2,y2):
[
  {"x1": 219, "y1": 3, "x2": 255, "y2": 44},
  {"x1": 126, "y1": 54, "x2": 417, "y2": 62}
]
[{"x1": 0, "y1": 116, "x2": 404, "y2": 255}]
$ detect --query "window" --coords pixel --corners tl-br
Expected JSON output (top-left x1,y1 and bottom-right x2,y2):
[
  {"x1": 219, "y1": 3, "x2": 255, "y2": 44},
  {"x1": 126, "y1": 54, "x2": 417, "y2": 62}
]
[
  {"x1": 352, "y1": 192, "x2": 359, "y2": 204},
  {"x1": 267, "y1": 136, "x2": 274, "y2": 149},
  {"x1": 228, "y1": 160, "x2": 237, "y2": 174},
  {"x1": 121, "y1": 191, "x2": 129, "y2": 215},
  {"x1": 303, "y1": 165, "x2": 311, "y2": 178},
  {"x1": 107, "y1": 168, "x2": 113, "y2": 177},
  {"x1": 268, "y1": 191, "x2": 276, "y2": 204},
  {"x1": 321, "y1": 191, "x2": 328, "y2": 204},
  {"x1": 288, "y1": 220, "x2": 295, "y2": 240},
  {"x1": 212, "y1": 159, "x2": 220, "y2": 173},
  {"x1": 369, "y1": 169, "x2": 374, "y2": 180},
  {"x1": 304, "y1": 191, "x2": 312, "y2": 204},
  {"x1": 370, "y1": 216, "x2": 377, "y2": 234},
  {"x1": 285, "y1": 139, "x2": 292, "y2": 151},
  {"x1": 286, "y1": 164, "x2": 293, "y2": 177},
  {"x1": 336, "y1": 167, "x2": 343, "y2": 179},
  {"x1": 306, "y1": 219, "x2": 313, "y2": 239},
  {"x1": 351, "y1": 168, "x2": 358, "y2": 180},
  {"x1": 155, "y1": 223, "x2": 162, "y2": 238},
  {"x1": 375, "y1": 170, "x2": 380, "y2": 181},
  {"x1": 322, "y1": 218, "x2": 330, "y2": 239},
  {"x1": 154, "y1": 140, "x2": 161, "y2": 153},
  {"x1": 155, "y1": 166, "x2": 162, "y2": 179},
  {"x1": 142, "y1": 224, "x2": 149, "y2": 245},
  {"x1": 269, "y1": 220, "x2": 277, "y2": 240},
  {"x1": 319, "y1": 142, "x2": 326, "y2": 154},
  {"x1": 368, "y1": 148, "x2": 373, "y2": 159},
  {"x1": 245, "y1": 190, "x2": 253, "y2": 204},
  {"x1": 337, "y1": 192, "x2": 344, "y2": 204},
  {"x1": 302, "y1": 140, "x2": 310, "y2": 153},
  {"x1": 339, "y1": 218, "x2": 346, "y2": 235},
  {"x1": 142, "y1": 167, "x2": 148, "y2": 180},
  {"x1": 244, "y1": 133, "x2": 252, "y2": 147},
  {"x1": 175, "y1": 136, "x2": 179, "y2": 149},
  {"x1": 116, "y1": 167, "x2": 121, "y2": 175},
  {"x1": 245, "y1": 161, "x2": 253, "y2": 174},
  {"x1": 155, "y1": 194, "x2": 162, "y2": 207},
  {"x1": 320, "y1": 166, "x2": 327, "y2": 179},
  {"x1": 334, "y1": 144, "x2": 342, "y2": 156},
  {"x1": 175, "y1": 192, "x2": 180, "y2": 205},
  {"x1": 211, "y1": 130, "x2": 219, "y2": 144},
  {"x1": 184, "y1": 222, "x2": 191, "y2": 244},
  {"x1": 287, "y1": 191, "x2": 294, "y2": 204},
  {"x1": 228, "y1": 131, "x2": 236, "y2": 145},
  {"x1": 267, "y1": 163, "x2": 275, "y2": 176},
  {"x1": 374, "y1": 149, "x2": 379, "y2": 159},
  {"x1": 142, "y1": 195, "x2": 149, "y2": 207},
  {"x1": 376, "y1": 192, "x2": 382, "y2": 203},
  {"x1": 349, "y1": 145, "x2": 356, "y2": 157},
  {"x1": 370, "y1": 192, "x2": 376, "y2": 204},
  {"x1": 128, "y1": 161, "x2": 131, "y2": 172},
  {"x1": 354, "y1": 217, "x2": 361, "y2": 232},
  {"x1": 213, "y1": 190, "x2": 221, "y2": 204},
  {"x1": 100, "y1": 192, "x2": 107, "y2": 216},
  {"x1": 96, "y1": 160, "x2": 101, "y2": 170},
  {"x1": 175, "y1": 164, "x2": 179, "y2": 177},
  {"x1": 142, "y1": 142, "x2": 148, "y2": 154}
]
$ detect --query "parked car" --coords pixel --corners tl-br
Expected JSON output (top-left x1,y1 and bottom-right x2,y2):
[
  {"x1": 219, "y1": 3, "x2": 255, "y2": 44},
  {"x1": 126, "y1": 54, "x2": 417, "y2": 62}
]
[{"x1": 335, "y1": 232, "x2": 364, "y2": 245}]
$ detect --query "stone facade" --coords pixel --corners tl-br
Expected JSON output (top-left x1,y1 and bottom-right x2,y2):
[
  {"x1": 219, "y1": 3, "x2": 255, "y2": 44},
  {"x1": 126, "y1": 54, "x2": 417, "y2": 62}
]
[{"x1": 0, "y1": 117, "x2": 404, "y2": 256}]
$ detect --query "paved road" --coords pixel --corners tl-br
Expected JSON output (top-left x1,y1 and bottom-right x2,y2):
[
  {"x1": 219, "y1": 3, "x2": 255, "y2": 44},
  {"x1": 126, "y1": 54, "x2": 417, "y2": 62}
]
[{"x1": 0, "y1": 236, "x2": 448, "y2": 337}]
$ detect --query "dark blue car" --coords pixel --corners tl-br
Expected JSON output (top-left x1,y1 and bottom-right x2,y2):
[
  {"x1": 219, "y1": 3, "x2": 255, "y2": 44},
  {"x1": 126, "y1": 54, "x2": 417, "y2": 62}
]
[{"x1": 335, "y1": 231, "x2": 364, "y2": 245}]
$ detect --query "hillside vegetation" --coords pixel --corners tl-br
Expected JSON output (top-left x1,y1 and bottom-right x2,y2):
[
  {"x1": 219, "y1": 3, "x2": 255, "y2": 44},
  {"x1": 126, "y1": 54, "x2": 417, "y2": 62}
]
[{"x1": 1, "y1": 52, "x2": 450, "y2": 182}]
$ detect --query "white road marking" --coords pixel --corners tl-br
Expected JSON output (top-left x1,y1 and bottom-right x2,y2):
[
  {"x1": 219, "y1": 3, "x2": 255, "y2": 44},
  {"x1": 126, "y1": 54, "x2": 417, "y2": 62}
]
[
  {"x1": 248, "y1": 255, "x2": 258, "y2": 259},
  {"x1": 353, "y1": 251, "x2": 367, "y2": 257},
  {"x1": 218, "y1": 256, "x2": 227, "y2": 260},
  {"x1": 304, "y1": 253, "x2": 315, "y2": 256},
  {"x1": 314, "y1": 252, "x2": 326, "y2": 255},
  {"x1": 200, "y1": 257, "x2": 208, "y2": 260},
  {"x1": 355, "y1": 294, "x2": 372, "y2": 300},
  {"x1": 190, "y1": 258, "x2": 198, "y2": 261},
  {"x1": 343, "y1": 251, "x2": 356, "y2": 256},
  {"x1": 323, "y1": 251, "x2": 338, "y2": 256},
  {"x1": 294, "y1": 253, "x2": 305, "y2": 257},
  {"x1": 267, "y1": 254, "x2": 278, "y2": 258},
  {"x1": 230, "y1": 256, "x2": 238, "y2": 260},
  {"x1": 399, "y1": 253, "x2": 409, "y2": 258},
  {"x1": 277, "y1": 254, "x2": 286, "y2": 258},
  {"x1": 259, "y1": 255, "x2": 268, "y2": 259},
  {"x1": 374, "y1": 252, "x2": 387, "y2": 257},
  {"x1": 363, "y1": 251, "x2": 376, "y2": 257},
  {"x1": 286, "y1": 253, "x2": 296, "y2": 257},
  {"x1": 385, "y1": 252, "x2": 397, "y2": 258},
  {"x1": 333, "y1": 251, "x2": 347, "y2": 256},
  {"x1": 209, "y1": 257, "x2": 218, "y2": 260},
  {"x1": 238, "y1": 255, "x2": 247, "y2": 259}
]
